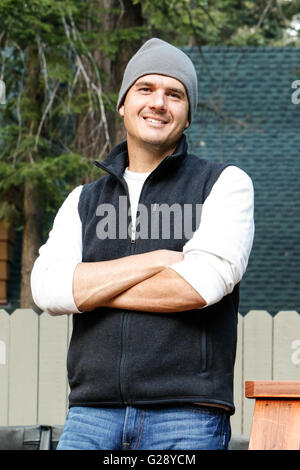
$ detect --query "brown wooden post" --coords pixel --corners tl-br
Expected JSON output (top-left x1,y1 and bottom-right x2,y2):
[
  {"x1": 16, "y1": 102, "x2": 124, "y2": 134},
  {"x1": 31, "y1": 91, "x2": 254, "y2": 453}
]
[
  {"x1": 0, "y1": 221, "x2": 15, "y2": 305},
  {"x1": 245, "y1": 381, "x2": 300, "y2": 450}
]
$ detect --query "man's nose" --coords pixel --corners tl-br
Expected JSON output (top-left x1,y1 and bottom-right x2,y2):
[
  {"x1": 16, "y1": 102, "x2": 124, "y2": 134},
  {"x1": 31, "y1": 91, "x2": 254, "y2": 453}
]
[{"x1": 149, "y1": 90, "x2": 167, "y2": 110}]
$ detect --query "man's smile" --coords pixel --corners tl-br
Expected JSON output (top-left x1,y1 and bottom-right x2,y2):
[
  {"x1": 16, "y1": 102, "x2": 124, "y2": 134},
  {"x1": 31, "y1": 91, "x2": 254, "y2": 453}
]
[{"x1": 142, "y1": 115, "x2": 169, "y2": 125}]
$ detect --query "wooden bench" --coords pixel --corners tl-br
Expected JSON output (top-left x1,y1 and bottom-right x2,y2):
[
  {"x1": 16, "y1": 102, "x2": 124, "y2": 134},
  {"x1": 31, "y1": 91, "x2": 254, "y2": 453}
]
[{"x1": 245, "y1": 380, "x2": 300, "y2": 450}]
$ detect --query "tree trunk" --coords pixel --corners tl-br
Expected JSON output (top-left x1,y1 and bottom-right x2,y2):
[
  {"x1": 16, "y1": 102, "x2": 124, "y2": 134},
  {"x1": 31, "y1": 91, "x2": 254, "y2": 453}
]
[
  {"x1": 74, "y1": 0, "x2": 145, "y2": 169},
  {"x1": 20, "y1": 44, "x2": 44, "y2": 308},
  {"x1": 20, "y1": 181, "x2": 43, "y2": 308},
  {"x1": 98, "y1": 0, "x2": 145, "y2": 147}
]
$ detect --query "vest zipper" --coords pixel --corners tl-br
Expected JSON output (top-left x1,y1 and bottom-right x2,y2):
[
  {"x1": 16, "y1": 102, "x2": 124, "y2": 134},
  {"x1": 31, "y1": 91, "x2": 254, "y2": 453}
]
[
  {"x1": 94, "y1": 160, "x2": 139, "y2": 405},
  {"x1": 119, "y1": 313, "x2": 129, "y2": 404},
  {"x1": 94, "y1": 156, "x2": 172, "y2": 405},
  {"x1": 119, "y1": 233, "x2": 137, "y2": 405}
]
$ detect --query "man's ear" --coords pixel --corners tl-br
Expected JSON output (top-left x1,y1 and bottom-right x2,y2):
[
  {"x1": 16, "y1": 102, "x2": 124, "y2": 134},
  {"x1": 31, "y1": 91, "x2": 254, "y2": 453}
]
[
  {"x1": 184, "y1": 119, "x2": 190, "y2": 130},
  {"x1": 119, "y1": 104, "x2": 125, "y2": 117}
]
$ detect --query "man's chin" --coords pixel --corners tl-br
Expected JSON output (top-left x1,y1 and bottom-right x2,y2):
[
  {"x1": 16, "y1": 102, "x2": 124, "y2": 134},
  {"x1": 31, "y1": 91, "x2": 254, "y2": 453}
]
[
  {"x1": 127, "y1": 130, "x2": 181, "y2": 154},
  {"x1": 140, "y1": 132, "x2": 177, "y2": 148},
  {"x1": 142, "y1": 138, "x2": 174, "y2": 152}
]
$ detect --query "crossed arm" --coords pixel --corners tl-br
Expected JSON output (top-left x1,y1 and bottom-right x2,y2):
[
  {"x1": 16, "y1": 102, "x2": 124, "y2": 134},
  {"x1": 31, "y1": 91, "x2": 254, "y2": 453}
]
[{"x1": 73, "y1": 250, "x2": 207, "y2": 313}]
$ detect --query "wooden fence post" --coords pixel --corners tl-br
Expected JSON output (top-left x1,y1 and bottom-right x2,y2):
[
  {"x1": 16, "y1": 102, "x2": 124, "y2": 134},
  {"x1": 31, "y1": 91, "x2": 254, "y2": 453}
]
[
  {"x1": 243, "y1": 310, "x2": 273, "y2": 435},
  {"x1": 273, "y1": 311, "x2": 300, "y2": 380},
  {"x1": 38, "y1": 312, "x2": 70, "y2": 425},
  {"x1": 8, "y1": 309, "x2": 39, "y2": 425},
  {"x1": 0, "y1": 309, "x2": 10, "y2": 425}
]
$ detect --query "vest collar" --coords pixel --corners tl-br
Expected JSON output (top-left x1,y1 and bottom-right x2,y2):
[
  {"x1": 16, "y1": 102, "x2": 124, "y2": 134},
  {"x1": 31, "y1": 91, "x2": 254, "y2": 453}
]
[{"x1": 94, "y1": 134, "x2": 188, "y2": 180}]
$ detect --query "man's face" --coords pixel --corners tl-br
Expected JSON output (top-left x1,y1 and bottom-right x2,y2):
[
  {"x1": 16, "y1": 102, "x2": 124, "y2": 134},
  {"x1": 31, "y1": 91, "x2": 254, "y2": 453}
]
[{"x1": 118, "y1": 74, "x2": 190, "y2": 153}]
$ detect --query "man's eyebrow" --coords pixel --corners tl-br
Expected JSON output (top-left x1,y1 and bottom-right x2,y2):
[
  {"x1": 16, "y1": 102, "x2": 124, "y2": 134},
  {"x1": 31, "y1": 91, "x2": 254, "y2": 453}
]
[
  {"x1": 134, "y1": 80, "x2": 154, "y2": 88},
  {"x1": 134, "y1": 80, "x2": 186, "y2": 97},
  {"x1": 168, "y1": 87, "x2": 186, "y2": 98}
]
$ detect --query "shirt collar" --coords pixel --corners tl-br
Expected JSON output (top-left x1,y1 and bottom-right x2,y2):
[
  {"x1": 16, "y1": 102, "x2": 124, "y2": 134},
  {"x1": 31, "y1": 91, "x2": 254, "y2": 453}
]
[{"x1": 94, "y1": 134, "x2": 188, "y2": 180}]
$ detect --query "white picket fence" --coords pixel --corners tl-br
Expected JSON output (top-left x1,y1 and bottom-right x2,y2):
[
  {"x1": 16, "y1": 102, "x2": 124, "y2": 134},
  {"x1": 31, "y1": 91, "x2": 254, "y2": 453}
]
[{"x1": 0, "y1": 309, "x2": 299, "y2": 436}]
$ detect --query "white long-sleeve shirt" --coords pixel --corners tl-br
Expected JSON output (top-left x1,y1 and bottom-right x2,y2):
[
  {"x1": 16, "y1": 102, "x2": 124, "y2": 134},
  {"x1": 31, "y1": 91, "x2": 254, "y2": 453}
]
[{"x1": 31, "y1": 165, "x2": 254, "y2": 315}]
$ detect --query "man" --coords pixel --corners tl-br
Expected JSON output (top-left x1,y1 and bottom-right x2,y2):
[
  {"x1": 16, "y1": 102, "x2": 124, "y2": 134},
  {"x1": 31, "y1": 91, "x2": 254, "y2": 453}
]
[{"x1": 31, "y1": 38, "x2": 254, "y2": 450}]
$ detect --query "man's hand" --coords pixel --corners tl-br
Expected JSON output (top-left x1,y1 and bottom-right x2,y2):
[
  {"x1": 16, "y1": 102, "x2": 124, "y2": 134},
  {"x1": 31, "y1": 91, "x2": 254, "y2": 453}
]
[{"x1": 73, "y1": 249, "x2": 183, "y2": 312}]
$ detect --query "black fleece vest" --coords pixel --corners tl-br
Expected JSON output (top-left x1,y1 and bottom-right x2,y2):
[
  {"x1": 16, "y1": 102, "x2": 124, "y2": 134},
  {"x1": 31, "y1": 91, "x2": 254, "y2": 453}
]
[{"x1": 67, "y1": 135, "x2": 239, "y2": 414}]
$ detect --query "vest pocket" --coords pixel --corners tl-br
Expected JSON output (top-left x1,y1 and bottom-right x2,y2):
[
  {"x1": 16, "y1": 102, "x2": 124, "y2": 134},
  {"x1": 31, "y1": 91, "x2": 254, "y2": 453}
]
[{"x1": 199, "y1": 326, "x2": 207, "y2": 372}]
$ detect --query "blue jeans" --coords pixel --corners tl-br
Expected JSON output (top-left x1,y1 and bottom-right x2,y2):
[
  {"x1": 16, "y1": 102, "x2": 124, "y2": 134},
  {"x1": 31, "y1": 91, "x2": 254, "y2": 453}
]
[{"x1": 57, "y1": 404, "x2": 231, "y2": 450}]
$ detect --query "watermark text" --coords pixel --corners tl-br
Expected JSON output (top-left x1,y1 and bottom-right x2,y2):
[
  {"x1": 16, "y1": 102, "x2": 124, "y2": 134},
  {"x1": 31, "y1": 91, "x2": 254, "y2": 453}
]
[
  {"x1": 95, "y1": 197, "x2": 202, "y2": 240},
  {"x1": 291, "y1": 80, "x2": 300, "y2": 104}
]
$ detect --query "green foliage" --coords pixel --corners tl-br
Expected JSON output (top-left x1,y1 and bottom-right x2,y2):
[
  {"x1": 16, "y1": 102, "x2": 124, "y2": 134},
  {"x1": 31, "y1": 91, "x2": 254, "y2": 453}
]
[
  {"x1": 46, "y1": 55, "x2": 74, "y2": 82},
  {"x1": 135, "y1": 0, "x2": 300, "y2": 46},
  {"x1": 0, "y1": 0, "x2": 109, "y2": 232},
  {"x1": 0, "y1": 153, "x2": 89, "y2": 189},
  {"x1": 100, "y1": 26, "x2": 148, "y2": 60}
]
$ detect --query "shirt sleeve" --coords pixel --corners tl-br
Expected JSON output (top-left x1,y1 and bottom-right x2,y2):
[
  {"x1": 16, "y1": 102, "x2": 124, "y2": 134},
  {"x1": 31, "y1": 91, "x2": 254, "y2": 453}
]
[
  {"x1": 30, "y1": 185, "x2": 83, "y2": 315},
  {"x1": 168, "y1": 165, "x2": 255, "y2": 307}
]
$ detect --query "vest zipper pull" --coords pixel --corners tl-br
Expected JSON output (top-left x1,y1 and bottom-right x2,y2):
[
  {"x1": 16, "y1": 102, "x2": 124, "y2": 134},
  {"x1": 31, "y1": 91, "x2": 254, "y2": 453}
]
[{"x1": 131, "y1": 226, "x2": 136, "y2": 243}]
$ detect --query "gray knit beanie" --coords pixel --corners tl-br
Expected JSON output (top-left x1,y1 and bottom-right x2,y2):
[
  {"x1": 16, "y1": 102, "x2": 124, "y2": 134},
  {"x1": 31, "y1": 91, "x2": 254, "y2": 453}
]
[{"x1": 117, "y1": 38, "x2": 198, "y2": 123}]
